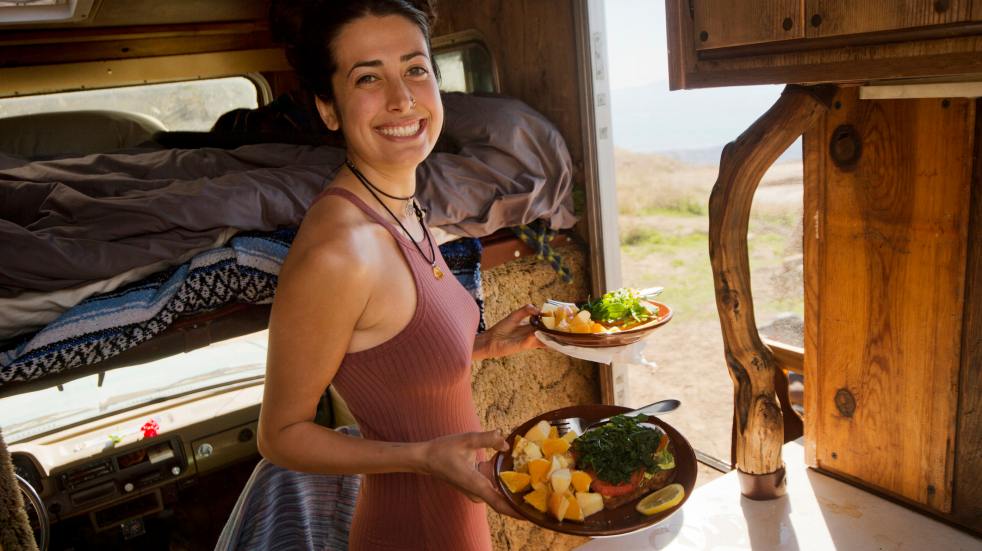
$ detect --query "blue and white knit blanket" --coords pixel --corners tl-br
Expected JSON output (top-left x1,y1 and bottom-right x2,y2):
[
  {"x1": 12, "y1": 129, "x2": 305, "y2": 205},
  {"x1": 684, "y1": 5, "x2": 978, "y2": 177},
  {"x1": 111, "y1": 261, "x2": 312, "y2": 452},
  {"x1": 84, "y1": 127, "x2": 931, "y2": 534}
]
[
  {"x1": 0, "y1": 232, "x2": 483, "y2": 387},
  {"x1": 214, "y1": 426, "x2": 363, "y2": 551}
]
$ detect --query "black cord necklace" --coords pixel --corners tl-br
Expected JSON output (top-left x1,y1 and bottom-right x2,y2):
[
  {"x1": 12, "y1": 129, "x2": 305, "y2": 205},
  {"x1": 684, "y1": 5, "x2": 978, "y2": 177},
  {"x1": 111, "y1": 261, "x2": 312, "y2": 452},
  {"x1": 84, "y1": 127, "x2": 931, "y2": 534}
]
[
  {"x1": 345, "y1": 159, "x2": 415, "y2": 201},
  {"x1": 346, "y1": 160, "x2": 444, "y2": 280}
]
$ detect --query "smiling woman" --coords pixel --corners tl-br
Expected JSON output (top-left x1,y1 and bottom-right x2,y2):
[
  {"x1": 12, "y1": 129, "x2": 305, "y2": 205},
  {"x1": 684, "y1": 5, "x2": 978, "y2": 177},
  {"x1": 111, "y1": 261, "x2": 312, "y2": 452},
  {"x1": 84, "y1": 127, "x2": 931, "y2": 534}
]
[
  {"x1": 312, "y1": 14, "x2": 443, "y2": 177},
  {"x1": 254, "y1": 2, "x2": 545, "y2": 550}
]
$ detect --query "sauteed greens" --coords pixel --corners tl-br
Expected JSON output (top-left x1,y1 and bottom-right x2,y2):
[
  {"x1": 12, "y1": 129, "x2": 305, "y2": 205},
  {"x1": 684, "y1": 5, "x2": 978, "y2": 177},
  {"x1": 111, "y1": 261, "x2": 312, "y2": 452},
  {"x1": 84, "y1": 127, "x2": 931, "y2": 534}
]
[
  {"x1": 572, "y1": 414, "x2": 672, "y2": 485},
  {"x1": 582, "y1": 289, "x2": 657, "y2": 326}
]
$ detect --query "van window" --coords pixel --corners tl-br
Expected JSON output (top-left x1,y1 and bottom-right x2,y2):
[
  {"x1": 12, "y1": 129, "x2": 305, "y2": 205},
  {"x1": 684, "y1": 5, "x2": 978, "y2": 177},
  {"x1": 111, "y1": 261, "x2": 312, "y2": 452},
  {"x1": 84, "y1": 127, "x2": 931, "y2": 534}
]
[
  {"x1": 0, "y1": 331, "x2": 268, "y2": 444},
  {"x1": 434, "y1": 42, "x2": 497, "y2": 93},
  {"x1": 0, "y1": 76, "x2": 260, "y2": 131}
]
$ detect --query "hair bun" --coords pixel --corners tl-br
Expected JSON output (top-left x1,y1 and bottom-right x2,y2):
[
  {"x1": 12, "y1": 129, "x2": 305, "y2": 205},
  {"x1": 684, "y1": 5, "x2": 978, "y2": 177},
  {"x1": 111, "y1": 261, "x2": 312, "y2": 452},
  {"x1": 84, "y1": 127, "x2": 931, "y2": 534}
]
[
  {"x1": 269, "y1": 0, "x2": 317, "y2": 44},
  {"x1": 271, "y1": 0, "x2": 436, "y2": 44}
]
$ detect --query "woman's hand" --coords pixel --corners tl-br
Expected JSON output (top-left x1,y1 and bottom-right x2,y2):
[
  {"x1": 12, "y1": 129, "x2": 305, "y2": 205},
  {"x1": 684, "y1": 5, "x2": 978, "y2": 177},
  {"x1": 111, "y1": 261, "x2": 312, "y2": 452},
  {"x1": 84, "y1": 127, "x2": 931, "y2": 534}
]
[
  {"x1": 419, "y1": 430, "x2": 522, "y2": 519},
  {"x1": 473, "y1": 304, "x2": 545, "y2": 362}
]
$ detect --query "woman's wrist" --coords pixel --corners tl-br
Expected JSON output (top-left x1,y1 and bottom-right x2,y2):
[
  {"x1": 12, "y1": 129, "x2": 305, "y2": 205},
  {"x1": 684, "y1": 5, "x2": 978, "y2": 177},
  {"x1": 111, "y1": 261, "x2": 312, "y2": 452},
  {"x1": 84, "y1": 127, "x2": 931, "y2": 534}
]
[
  {"x1": 472, "y1": 331, "x2": 492, "y2": 363},
  {"x1": 406, "y1": 440, "x2": 434, "y2": 475}
]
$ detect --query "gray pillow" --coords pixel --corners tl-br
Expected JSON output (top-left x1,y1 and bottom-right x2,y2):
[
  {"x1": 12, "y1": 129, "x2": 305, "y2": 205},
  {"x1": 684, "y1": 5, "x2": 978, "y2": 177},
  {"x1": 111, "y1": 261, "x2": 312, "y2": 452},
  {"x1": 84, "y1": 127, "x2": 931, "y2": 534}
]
[{"x1": 0, "y1": 110, "x2": 166, "y2": 159}]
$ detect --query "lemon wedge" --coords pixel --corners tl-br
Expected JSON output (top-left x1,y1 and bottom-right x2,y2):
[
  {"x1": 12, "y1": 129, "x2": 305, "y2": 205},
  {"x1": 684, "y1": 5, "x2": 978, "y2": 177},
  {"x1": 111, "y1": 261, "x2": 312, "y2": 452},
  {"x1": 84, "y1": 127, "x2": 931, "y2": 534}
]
[{"x1": 635, "y1": 483, "x2": 685, "y2": 516}]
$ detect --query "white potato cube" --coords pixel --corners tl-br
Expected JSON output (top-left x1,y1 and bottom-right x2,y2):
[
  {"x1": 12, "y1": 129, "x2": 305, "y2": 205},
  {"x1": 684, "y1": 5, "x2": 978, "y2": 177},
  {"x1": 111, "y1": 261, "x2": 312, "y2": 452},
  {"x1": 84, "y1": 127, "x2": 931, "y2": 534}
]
[
  {"x1": 576, "y1": 492, "x2": 604, "y2": 517},
  {"x1": 523, "y1": 441, "x2": 543, "y2": 461},
  {"x1": 525, "y1": 420, "x2": 551, "y2": 443},
  {"x1": 548, "y1": 455, "x2": 564, "y2": 476},
  {"x1": 551, "y1": 468, "x2": 572, "y2": 494}
]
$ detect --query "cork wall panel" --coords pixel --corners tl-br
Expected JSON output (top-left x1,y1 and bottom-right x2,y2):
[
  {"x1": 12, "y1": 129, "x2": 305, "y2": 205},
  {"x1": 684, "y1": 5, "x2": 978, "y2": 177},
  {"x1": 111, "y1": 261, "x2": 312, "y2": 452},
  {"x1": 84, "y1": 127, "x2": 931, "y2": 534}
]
[{"x1": 474, "y1": 242, "x2": 598, "y2": 551}]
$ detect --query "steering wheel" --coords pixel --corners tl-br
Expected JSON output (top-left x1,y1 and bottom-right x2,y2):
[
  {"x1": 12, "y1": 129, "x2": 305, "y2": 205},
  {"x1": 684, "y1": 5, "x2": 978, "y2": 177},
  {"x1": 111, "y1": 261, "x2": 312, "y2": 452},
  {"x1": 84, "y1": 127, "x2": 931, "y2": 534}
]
[{"x1": 15, "y1": 473, "x2": 49, "y2": 551}]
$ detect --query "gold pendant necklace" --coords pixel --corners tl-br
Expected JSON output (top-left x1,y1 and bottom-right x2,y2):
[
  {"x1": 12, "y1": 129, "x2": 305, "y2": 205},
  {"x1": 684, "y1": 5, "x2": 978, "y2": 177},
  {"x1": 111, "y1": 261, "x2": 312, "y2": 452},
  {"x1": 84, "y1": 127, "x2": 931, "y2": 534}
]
[{"x1": 346, "y1": 160, "x2": 443, "y2": 280}]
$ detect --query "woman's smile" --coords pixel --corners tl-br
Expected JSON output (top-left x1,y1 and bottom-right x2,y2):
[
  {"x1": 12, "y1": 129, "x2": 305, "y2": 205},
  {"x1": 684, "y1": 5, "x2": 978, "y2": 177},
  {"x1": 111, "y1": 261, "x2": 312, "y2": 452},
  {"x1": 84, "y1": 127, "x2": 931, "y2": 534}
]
[{"x1": 376, "y1": 117, "x2": 426, "y2": 139}]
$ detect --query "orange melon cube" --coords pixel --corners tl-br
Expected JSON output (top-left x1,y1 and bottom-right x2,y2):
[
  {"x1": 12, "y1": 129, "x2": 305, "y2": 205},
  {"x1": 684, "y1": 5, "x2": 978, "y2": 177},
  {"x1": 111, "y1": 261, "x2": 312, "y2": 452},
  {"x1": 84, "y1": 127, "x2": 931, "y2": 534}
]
[
  {"x1": 528, "y1": 458, "x2": 551, "y2": 485},
  {"x1": 541, "y1": 437, "x2": 571, "y2": 458},
  {"x1": 564, "y1": 493, "x2": 584, "y2": 522},
  {"x1": 571, "y1": 470, "x2": 592, "y2": 493},
  {"x1": 498, "y1": 471, "x2": 531, "y2": 494},
  {"x1": 523, "y1": 487, "x2": 549, "y2": 513},
  {"x1": 548, "y1": 491, "x2": 570, "y2": 522}
]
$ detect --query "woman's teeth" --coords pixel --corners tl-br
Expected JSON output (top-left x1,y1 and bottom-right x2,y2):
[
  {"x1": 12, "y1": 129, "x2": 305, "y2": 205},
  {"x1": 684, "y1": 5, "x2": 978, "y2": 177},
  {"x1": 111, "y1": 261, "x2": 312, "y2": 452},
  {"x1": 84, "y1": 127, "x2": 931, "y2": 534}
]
[{"x1": 378, "y1": 120, "x2": 420, "y2": 137}]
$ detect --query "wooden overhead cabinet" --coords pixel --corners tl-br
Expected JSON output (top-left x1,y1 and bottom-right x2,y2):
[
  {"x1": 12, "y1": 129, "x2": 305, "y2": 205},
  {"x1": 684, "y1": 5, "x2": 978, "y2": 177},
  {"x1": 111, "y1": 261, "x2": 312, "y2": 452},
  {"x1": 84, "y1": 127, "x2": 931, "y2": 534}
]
[
  {"x1": 671, "y1": 0, "x2": 982, "y2": 89},
  {"x1": 804, "y1": 0, "x2": 979, "y2": 38},
  {"x1": 692, "y1": 0, "x2": 803, "y2": 50}
]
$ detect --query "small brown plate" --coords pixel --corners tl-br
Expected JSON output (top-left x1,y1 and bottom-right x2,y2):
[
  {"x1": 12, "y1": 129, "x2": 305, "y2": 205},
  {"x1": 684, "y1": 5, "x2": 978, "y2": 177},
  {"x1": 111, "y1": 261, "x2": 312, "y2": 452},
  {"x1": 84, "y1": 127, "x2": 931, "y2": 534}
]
[
  {"x1": 493, "y1": 404, "x2": 697, "y2": 537},
  {"x1": 530, "y1": 301, "x2": 673, "y2": 348}
]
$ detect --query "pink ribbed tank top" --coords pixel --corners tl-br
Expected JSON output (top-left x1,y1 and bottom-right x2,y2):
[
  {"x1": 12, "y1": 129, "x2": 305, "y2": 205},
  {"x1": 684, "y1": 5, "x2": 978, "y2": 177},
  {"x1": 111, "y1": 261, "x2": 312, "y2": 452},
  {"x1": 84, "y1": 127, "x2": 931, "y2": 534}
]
[{"x1": 315, "y1": 187, "x2": 491, "y2": 551}]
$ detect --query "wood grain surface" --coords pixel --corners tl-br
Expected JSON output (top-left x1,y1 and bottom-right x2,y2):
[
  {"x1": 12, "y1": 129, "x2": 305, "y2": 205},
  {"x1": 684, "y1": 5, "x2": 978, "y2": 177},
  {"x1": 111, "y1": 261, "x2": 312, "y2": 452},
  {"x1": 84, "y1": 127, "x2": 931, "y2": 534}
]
[
  {"x1": 952, "y1": 97, "x2": 982, "y2": 532},
  {"x1": 806, "y1": 0, "x2": 977, "y2": 38},
  {"x1": 709, "y1": 85, "x2": 834, "y2": 480},
  {"x1": 435, "y1": 0, "x2": 584, "y2": 172},
  {"x1": 808, "y1": 87, "x2": 974, "y2": 513},
  {"x1": 666, "y1": 0, "x2": 982, "y2": 89},
  {"x1": 693, "y1": 0, "x2": 803, "y2": 50}
]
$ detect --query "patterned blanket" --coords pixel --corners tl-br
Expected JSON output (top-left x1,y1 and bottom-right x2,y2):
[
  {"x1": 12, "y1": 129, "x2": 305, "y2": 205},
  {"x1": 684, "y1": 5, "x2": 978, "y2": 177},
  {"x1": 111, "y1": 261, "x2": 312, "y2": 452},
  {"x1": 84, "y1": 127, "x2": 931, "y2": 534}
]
[
  {"x1": 214, "y1": 426, "x2": 363, "y2": 551},
  {"x1": 0, "y1": 233, "x2": 483, "y2": 387}
]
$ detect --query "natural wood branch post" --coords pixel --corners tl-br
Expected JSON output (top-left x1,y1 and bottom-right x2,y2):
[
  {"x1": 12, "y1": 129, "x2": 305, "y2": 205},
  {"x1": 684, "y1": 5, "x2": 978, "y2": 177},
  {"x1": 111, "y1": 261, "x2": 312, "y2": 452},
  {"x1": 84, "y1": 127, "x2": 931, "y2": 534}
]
[{"x1": 709, "y1": 84, "x2": 835, "y2": 499}]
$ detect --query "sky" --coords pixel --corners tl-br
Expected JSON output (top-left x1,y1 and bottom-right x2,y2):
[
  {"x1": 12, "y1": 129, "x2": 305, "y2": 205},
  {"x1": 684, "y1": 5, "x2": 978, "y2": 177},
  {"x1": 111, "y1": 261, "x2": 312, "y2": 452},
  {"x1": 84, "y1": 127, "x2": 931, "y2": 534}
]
[
  {"x1": 604, "y1": 0, "x2": 668, "y2": 89},
  {"x1": 602, "y1": 0, "x2": 799, "y2": 157}
]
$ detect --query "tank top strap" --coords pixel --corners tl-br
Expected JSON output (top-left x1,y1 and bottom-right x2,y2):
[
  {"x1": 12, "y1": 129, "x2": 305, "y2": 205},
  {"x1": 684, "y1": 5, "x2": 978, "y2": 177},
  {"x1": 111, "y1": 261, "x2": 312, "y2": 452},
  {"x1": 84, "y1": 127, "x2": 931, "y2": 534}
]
[{"x1": 319, "y1": 186, "x2": 407, "y2": 243}]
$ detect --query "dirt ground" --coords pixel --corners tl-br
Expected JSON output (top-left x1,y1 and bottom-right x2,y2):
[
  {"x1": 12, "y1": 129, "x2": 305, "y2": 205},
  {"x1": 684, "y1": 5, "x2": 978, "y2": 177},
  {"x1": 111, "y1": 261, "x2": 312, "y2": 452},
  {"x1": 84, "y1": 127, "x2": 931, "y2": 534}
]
[{"x1": 613, "y1": 157, "x2": 804, "y2": 485}]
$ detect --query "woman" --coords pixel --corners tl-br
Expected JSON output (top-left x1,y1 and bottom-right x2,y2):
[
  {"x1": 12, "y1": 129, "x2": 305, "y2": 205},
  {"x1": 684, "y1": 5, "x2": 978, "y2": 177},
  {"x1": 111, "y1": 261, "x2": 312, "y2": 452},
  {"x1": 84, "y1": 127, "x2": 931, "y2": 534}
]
[{"x1": 257, "y1": 1, "x2": 543, "y2": 549}]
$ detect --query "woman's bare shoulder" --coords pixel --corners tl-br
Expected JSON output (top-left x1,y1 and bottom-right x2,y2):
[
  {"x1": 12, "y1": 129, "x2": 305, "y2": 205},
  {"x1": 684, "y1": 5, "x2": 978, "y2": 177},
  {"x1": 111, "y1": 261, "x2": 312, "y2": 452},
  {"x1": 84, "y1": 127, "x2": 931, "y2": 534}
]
[{"x1": 283, "y1": 193, "x2": 386, "y2": 282}]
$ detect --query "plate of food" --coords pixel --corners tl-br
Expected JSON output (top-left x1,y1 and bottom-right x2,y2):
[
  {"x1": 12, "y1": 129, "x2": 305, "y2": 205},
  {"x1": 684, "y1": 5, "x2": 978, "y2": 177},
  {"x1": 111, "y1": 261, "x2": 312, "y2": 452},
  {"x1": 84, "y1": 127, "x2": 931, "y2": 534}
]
[
  {"x1": 493, "y1": 404, "x2": 697, "y2": 537},
  {"x1": 531, "y1": 288, "x2": 673, "y2": 348}
]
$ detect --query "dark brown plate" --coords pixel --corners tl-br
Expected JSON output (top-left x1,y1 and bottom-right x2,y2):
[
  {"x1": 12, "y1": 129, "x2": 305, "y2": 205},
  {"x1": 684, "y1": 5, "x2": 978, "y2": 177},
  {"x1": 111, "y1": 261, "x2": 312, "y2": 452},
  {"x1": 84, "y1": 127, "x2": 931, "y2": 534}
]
[
  {"x1": 493, "y1": 404, "x2": 697, "y2": 537},
  {"x1": 530, "y1": 301, "x2": 673, "y2": 348}
]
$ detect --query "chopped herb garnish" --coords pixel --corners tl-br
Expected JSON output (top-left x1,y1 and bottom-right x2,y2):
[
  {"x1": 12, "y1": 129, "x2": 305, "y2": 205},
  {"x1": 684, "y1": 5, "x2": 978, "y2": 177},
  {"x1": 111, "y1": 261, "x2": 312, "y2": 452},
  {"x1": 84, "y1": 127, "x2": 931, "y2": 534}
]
[
  {"x1": 582, "y1": 288, "x2": 657, "y2": 326},
  {"x1": 571, "y1": 414, "x2": 671, "y2": 485}
]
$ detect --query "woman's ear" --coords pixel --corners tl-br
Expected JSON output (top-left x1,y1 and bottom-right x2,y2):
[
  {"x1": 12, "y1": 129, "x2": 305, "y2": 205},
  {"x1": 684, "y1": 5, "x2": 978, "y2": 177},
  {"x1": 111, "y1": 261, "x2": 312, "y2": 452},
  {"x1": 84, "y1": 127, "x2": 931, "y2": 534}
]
[{"x1": 314, "y1": 96, "x2": 340, "y2": 131}]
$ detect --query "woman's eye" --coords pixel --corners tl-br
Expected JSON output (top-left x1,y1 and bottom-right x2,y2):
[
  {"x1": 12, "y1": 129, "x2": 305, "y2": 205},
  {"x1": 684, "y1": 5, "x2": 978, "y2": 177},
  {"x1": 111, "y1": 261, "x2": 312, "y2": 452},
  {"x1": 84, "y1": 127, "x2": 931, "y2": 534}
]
[
  {"x1": 406, "y1": 66, "x2": 429, "y2": 78},
  {"x1": 356, "y1": 74, "x2": 379, "y2": 85}
]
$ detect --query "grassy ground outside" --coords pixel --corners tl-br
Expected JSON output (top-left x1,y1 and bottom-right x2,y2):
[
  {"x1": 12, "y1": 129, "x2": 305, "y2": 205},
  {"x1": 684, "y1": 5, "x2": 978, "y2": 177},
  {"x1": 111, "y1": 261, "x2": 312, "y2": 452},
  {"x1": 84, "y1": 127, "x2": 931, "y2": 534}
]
[{"x1": 613, "y1": 148, "x2": 804, "y2": 463}]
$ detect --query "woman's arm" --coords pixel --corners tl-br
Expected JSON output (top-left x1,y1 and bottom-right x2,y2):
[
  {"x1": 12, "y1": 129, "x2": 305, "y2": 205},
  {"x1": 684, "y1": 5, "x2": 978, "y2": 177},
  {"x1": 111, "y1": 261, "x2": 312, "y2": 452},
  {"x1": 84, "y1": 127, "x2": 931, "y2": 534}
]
[
  {"x1": 472, "y1": 304, "x2": 543, "y2": 362},
  {"x1": 257, "y1": 226, "x2": 516, "y2": 515},
  {"x1": 258, "y1": 232, "x2": 400, "y2": 473}
]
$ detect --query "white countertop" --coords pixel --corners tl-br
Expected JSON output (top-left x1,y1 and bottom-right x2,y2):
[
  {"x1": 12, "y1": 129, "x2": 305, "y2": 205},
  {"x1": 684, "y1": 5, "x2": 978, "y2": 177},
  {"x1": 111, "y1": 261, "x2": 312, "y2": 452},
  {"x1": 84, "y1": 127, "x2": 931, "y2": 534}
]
[{"x1": 577, "y1": 441, "x2": 981, "y2": 551}]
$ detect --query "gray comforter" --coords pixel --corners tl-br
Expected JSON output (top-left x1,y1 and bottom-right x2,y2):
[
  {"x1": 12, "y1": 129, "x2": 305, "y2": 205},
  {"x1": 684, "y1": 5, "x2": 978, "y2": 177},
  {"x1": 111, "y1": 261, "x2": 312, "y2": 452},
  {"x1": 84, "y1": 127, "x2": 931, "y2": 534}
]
[{"x1": 0, "y1": 93, "x2": 576, "y2": 297}]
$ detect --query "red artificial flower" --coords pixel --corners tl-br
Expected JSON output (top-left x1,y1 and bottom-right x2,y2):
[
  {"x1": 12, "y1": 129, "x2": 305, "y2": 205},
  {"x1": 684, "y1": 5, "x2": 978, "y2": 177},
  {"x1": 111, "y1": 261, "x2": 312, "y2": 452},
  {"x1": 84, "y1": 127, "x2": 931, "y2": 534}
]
[{"x1": 141, "y1": 419, "x2": 159, "y2": 439}]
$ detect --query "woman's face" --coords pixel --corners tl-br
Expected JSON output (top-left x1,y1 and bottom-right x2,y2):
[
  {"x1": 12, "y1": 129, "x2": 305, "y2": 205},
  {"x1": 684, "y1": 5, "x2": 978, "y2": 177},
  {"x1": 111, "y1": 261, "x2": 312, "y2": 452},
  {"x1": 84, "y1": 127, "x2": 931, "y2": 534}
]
[{"x1": 318, "y1": 14, "x2": 443, "y2": 173}]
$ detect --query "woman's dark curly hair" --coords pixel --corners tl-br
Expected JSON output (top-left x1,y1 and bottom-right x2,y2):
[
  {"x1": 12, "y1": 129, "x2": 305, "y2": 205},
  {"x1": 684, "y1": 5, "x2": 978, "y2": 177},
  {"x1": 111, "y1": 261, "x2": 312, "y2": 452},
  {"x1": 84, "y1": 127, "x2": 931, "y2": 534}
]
[{"x1": 272, "y1": 0, "x2": 438, "y2": 104}]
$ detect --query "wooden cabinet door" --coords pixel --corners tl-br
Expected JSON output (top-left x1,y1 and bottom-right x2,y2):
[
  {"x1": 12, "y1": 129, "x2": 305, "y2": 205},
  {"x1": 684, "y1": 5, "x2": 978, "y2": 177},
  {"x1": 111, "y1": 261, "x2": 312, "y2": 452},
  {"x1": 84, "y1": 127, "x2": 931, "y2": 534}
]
[
  {"x1": 805, "y1": 0, "x2": 979, "y2": 38},
  {"x1": 692, "y1": 0, "x2": 803, "y2": 49},
  {"x1": 804, "y1": 87, "x2": 976, "y2": 513}
]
